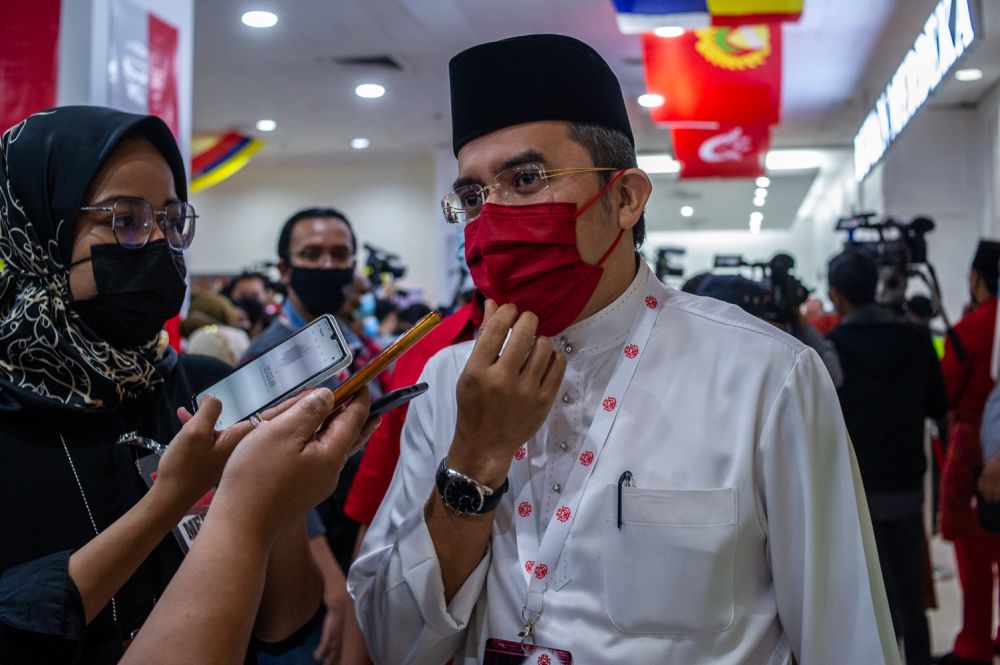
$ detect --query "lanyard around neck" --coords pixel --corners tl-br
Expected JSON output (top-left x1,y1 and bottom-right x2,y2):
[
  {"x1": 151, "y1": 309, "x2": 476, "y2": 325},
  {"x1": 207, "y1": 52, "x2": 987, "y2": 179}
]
[{"x1": 508, "y1": 267, "x2": 665, "y2": 643}]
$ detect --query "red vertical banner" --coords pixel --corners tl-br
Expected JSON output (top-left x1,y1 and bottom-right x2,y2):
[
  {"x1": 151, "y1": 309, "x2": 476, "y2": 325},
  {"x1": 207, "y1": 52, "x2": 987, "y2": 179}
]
[
  {"x1": 147, "y1": 13, "x2": 180, "y2": 138},
  {"x1": 0, "y1": 0, "x2": 61, "y2": 132},
  {"x1": 642, "y1": 25, "x2": 781, "y2": 125},
  {"x1": 671, "y1": 123, "x2": 770, "y2": 178}
]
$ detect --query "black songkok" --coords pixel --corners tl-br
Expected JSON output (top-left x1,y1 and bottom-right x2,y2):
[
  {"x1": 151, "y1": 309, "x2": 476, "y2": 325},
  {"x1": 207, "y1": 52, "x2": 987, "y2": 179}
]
[
  {"x1": 972, "y1": 239, "x2": 1000, "y2": 285},
  {"x1": 449, "y1": 34, "x2": 634, "y2": 156}
]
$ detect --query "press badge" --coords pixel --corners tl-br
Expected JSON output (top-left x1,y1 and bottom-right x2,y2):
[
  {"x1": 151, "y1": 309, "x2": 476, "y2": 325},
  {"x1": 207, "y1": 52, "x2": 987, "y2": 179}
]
[
  {"x1": 483, "y1": 638, "x2": 572, "y2": 664},
  {"x1": 125, "y1": 433, "x2": 213, "y2": 554}
]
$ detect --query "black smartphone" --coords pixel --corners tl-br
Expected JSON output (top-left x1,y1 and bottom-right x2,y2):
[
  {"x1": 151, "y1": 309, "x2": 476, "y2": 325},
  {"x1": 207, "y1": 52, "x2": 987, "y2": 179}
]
[{"x1": 368, "y1": 383, "x2": 429, "y2": 419}]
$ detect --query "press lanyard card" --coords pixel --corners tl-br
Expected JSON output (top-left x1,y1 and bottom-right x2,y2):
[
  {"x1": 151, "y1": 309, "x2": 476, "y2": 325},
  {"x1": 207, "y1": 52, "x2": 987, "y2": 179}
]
[
  {"x1": 483, "y1": 638, "x2": 572, "y2": 664},
  {"x1": 133, "y1": 448, "x2": 214, "y2": 554}
]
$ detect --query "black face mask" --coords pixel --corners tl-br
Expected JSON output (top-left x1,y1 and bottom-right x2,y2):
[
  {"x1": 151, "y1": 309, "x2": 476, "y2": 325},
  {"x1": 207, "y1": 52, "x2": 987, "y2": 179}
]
[
  {"x1": 290, "y1": 266, "x2": 354, "y2": 318},
  {"x1": 70, "y1": 239, "x2": 187, "y2": 348}
]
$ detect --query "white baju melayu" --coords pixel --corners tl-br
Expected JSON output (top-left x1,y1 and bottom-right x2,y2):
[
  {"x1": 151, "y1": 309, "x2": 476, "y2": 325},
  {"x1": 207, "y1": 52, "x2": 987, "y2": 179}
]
[{"x1": 349, "y1": 263, "x2": 899, "y2": 665}]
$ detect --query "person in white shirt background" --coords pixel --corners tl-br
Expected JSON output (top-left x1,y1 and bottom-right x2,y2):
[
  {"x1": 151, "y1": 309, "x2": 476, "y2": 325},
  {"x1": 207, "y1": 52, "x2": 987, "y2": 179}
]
[{"x1": 350, "y1": 33, "x2": 900, "y2": 665}]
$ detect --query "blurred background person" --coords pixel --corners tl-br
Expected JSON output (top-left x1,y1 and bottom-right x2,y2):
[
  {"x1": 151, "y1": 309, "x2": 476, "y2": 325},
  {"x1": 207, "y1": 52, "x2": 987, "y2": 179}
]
[
  {"x1": 826, "y1": 250, "x2": 947, "y2": 665},
  {"x1": 934, "y1": 240, "x2": 1000, "y2": 665},
  {"x1": 181, "y1": 291, "x2": 250, "y2": 366}
]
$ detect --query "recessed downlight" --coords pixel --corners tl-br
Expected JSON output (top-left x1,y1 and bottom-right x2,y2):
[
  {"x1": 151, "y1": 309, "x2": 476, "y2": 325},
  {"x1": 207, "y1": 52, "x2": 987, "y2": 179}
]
[
  {"x1": 242, "y1": 11, "x2": 277, "y2": 28},
  {"x1": 355, "y1": 83, "x2": 386, "y2": 99}
]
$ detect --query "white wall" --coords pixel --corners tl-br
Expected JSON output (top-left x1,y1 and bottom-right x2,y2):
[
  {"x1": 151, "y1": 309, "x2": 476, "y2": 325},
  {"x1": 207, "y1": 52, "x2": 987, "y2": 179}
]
[
  {"x1": 187, "y1": 155, "x2": 445, "y2": 304},
  {"x1": 57, "y1": 0, "x2": 195, "y2": 165}
]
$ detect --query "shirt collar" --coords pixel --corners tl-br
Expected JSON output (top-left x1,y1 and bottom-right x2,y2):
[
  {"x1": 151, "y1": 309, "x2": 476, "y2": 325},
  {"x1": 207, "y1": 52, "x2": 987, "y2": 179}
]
[
  {"x1": 552, "y1": 261, "x2": 649, "y2": 357},
  {"x1": 282, "y1": 299, "x2": 309, "y2": 331}
]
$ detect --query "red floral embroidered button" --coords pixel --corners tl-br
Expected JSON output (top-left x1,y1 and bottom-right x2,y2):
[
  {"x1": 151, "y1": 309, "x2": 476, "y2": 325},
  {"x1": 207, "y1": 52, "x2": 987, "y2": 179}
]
[
  {"x1": 556, "y1": 506, "x2": 571, "y2": 522},
  {"x1": 538, "y1": 655, "x2": 551, "y2": 665},
  {"x1": 518, "y1": 501, "x2": 532, "y2": 517},
  {"x1": 525, "y1": 560, "x2": 534, "y2": 573},
  {"x1": 602, "y1": 396, "x2": 617, "y2": 411},
  {"x1": 645, "y1": 295, "x2": 658, "y2": 309},
  {"x1": 514, "y1": 447, "x2": 526, "y2": 461},
  {"x1": 534, "y1": 563, "x2": 549, "y2": 579},
  {"x1": 579, "y1": 450, "x2": 594, "y2": 466},
  {"x1": 624, "y1": 344, "x2": 639, "y2": 359}
]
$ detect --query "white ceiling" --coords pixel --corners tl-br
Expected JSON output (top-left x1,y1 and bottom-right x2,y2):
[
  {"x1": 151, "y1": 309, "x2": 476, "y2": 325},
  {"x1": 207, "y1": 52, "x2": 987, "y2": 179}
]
[{"x1": 191, "y1": 0, "x2": 999, "y2": 229}]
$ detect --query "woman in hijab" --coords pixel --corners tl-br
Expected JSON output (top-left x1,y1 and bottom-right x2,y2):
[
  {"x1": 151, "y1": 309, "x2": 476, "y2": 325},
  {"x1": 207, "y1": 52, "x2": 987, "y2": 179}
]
[{"x1": 0, "y1": 107, "x2": 360, "y2": 664}]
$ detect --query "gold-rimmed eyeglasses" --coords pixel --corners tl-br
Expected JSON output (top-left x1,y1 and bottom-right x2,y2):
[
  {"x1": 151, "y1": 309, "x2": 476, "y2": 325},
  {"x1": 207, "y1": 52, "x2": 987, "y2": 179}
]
[{"x1": 441, "y1": 163, "x2": 618, "y2": 224}]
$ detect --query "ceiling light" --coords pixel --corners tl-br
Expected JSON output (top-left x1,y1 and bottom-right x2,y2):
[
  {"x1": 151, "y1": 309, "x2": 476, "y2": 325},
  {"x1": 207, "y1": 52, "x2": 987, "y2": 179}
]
[
  {"x1": 755, "y1": 187, "x2": 768, "y2": 198},
  {"x1": 753, "y1": 197, "x2": 766, "y2": 207},
  {"x1": 955, "y1": 68, "x2": 983, "y2": 82},
  {"x1": 765, "y1": 149, "x2": 824, "y2": 171},
  {"x1": 654, "y1": 26, "x2": 685, "y2": 38},
  {"x1": 755, "y1": 176, "x2": 770, "y2": 188},
  {"x1": 241, "y1": 11, "x2": 278, "y2": 28},
  {"x1": 350, "y1": 137, "x2": 370, "y2": 150},
  {"x1": 680, "y1": 206, "x2": 694, "y2": 218},
  {"x1": 355, "y1": 83, "x2": 386, "y2": 99},
  {"x1": 750, "y1": 211, "x2": 764, "y2": 224},
  {"x1": 255, "y1": 119, "x2": 276, "y2": 132},
  {"x1": 749, "y1": 219, "x2": 762, "y2": 234},
  {"x1": 638, "y1": 93, "x2": 665, "y2": 108},
  {"x1": 637, "y1": 153, "x2": 680, "y2": 174}
]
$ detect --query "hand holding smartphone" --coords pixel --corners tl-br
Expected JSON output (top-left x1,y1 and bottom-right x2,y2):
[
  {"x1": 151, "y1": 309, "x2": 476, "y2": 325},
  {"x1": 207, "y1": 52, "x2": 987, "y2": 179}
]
[
  {"x1": 195, "y1": 311, "x2": 442, "y2": 429},
  {"x1": 195, "y1": 315, "x2": 353, "y2": 429}
]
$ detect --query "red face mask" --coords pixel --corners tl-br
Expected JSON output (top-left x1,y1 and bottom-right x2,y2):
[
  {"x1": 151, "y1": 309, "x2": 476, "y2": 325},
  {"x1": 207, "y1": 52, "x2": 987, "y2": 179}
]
[{"x1": 464, "y1": 170, "x2": 626, "y2": 337}]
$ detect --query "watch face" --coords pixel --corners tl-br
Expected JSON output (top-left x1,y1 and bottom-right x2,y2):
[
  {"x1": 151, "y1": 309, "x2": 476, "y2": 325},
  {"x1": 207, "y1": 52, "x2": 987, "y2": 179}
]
[{"x1": 444, "y1": 478, "x2": 485, "y2": 514}]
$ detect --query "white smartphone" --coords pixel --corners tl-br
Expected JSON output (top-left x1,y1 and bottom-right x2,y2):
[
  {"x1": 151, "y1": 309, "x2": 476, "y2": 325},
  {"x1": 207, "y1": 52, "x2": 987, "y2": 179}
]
[{"x1": 195, "y1": 314, "x2": 353, "y2": 429}]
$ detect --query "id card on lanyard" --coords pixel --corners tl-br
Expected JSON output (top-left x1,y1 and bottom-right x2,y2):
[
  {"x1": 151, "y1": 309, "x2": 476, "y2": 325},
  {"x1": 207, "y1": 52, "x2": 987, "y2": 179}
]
[{"x1": 495, "y1": 269, "x2": 664, "y2": 654}]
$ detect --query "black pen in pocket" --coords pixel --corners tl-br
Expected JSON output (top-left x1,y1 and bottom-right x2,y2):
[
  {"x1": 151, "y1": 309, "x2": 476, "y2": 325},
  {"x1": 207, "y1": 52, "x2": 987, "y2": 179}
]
[{"x1": 617, "y1": 470, "x2": 634, "y2": 529}]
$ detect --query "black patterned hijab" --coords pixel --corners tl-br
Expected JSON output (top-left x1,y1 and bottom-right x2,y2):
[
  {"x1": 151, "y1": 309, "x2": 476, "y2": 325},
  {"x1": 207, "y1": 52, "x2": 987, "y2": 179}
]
[{"x1": 0, "y1": 106, "x2": 188, "y2": 409}]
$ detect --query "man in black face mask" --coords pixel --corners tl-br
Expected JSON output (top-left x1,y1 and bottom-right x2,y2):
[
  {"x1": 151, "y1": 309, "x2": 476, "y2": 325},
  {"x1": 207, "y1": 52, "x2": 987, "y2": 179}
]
[
  {"x1": 240, "y1": 207, "x2": 363, "y2": 665},
  {"x1": 242, "y1": 207, "x2": 359, "y2": 362}
]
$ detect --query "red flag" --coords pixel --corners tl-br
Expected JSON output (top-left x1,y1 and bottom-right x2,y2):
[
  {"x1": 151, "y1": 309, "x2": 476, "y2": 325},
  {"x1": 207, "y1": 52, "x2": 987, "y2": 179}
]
[
  {"x1": 0, "y1": 0, "x2": 61, "y2": 132},
  {"x1": 643, "y1": 25, "x2": 781, "y2": 125},
  {"x1": 148, "y1": 13, "x2": 180, "y2": 138},
  {"x1": 672, "y1": 123, "x2": 769, "y2": 178}
]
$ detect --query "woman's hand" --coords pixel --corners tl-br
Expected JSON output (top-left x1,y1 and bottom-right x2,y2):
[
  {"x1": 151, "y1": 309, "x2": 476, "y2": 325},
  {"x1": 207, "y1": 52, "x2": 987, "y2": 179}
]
[{"x1": 154, "y1": 392, "x2": 313, "y2": 510}]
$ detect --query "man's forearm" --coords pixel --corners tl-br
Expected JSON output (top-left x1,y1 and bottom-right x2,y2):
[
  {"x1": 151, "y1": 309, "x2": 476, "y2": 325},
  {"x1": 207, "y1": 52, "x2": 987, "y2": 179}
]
[
  {"x1": 254, "y1": 518, "x2": 323, "y2": 643},
  {"x1": 425, "y1": 491, "x2": 496, "y2": 603}
]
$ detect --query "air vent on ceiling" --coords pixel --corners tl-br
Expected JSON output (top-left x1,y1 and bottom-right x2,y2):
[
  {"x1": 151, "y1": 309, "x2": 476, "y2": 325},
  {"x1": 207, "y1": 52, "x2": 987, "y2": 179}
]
[
  {"x1": 622, "y1": 57, "x2": 643, "y2": 66},
  {"x1": 331, "y1": 55, "x2": 403, "y2": 71}
]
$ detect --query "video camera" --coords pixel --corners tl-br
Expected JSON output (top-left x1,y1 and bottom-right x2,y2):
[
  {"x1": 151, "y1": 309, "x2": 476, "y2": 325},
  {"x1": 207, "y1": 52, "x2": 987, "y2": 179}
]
[
  {"x1": 654, "y1": 247, "x2": 686, "y2": 282},
  {"x1": 711, "y1": 252, "x2": 810, "y2": 327},
  {"x1": 363, "y1": 243, "x2": 407, "y2": 284},
  {"x1": 835, "y1": 212, "x2": 965, "y2": 360},
  {"x1": 835, "y1": 213, "x2": 936, "y2": 310}
]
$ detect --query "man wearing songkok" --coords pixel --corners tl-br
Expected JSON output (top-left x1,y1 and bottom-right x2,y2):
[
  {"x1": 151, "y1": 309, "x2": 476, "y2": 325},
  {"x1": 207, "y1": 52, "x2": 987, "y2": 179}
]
[{"x1": 349, "y1": 34, "x2": 898, "y2": 664}]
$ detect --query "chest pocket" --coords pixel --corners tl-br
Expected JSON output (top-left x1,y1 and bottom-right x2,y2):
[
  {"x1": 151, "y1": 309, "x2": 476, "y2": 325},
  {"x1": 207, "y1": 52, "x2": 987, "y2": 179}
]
[{"x1": 602, "y1": 486, "x2": 737, "y2": 635}]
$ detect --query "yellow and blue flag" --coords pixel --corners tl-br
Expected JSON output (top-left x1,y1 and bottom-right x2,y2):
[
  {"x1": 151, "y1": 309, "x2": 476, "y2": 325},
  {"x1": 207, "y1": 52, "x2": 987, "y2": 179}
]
[{"x1": 613, "y1": 0, "x2": 802, "y2": 33}]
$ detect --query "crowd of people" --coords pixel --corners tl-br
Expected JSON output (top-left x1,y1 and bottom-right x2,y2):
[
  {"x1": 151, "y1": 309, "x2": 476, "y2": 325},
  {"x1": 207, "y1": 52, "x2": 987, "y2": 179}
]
[{"x1": 1, "y1": 31, "x2": 1000, "y2": 665}]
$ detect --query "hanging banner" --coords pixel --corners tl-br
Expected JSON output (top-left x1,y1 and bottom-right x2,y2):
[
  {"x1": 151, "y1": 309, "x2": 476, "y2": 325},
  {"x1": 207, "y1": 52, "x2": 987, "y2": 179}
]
[
  {"x1": 672, "y1": 123, "x2": 770, "y2": 178},
  {"x1": 1, "y1": 0, "x2": 61, "y2": 133},
  {"x1": 108, "y1": 0, "x2": 181, "y2": 137},
  {"x1": 613, "y1": 0, "x2": 801, "y2": 33},
  {"x1": 642, "y1": 25, "x2": 782, "y2": 125}
]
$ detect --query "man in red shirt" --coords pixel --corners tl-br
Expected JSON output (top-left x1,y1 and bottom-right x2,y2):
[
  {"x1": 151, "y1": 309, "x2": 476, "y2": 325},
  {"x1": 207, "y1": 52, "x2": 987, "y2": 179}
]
[
  {"x1": 345, "y1": 301, "x2": 480, "y2": 527},
  {"x1": 936, "y1": 240, "x2": 1000, "y2": 665},
  {"x1": 337, "y1": 302, "x2": 480, "y2": 664}
]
